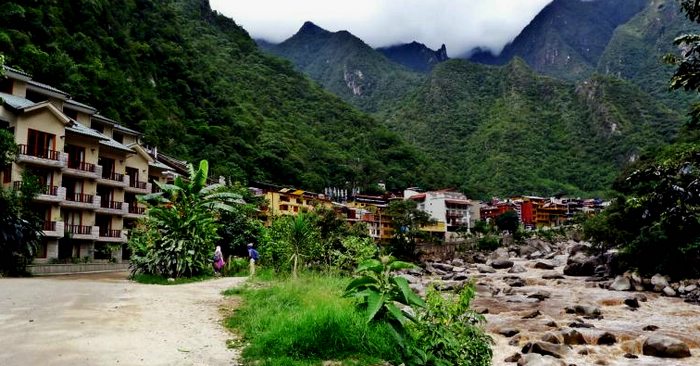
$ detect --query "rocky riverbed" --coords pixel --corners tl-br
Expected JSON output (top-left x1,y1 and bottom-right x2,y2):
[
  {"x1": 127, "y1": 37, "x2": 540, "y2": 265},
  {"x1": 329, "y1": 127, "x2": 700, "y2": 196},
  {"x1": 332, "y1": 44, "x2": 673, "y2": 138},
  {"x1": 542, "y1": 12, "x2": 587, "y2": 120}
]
[{"x1": 402, "y1": 239, "x2": 700, "y2": 366}]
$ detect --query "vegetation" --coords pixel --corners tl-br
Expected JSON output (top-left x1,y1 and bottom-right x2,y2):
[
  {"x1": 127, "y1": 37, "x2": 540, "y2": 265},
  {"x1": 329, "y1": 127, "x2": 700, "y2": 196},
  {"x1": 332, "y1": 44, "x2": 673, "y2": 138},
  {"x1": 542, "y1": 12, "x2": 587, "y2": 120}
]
[
  {"x1": 131, "y1": 273, "x2": 212, "y2": 285},
  {"x1": 128, "y1": 160, "x2": 242, "y2": 278},
  {"x1": 387, "y1": 199, "x2": 436, "y2": 260},
  {"x1": 495, "y1": 211, "x2": 519, "y2": 234},
  {"x1": 0, "y1": 130, "x2": 43, "y2": 276},
  {"x1": 0, "y1": 0, "x2": 435, "y2": 192}
]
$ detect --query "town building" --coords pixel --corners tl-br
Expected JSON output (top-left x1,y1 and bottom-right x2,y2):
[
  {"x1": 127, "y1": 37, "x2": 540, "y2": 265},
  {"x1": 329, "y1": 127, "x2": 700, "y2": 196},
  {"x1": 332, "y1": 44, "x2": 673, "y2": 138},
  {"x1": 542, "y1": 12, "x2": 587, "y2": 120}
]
[
  {"x1": 404, "y1": 188, "x2": 476, "y2": 242},
  {"x1": 252, "y1": 182, "x2": 334, "y2": 225},
  {"x1": 0, "y1": 66, "x2": 180, "y2": 263}
]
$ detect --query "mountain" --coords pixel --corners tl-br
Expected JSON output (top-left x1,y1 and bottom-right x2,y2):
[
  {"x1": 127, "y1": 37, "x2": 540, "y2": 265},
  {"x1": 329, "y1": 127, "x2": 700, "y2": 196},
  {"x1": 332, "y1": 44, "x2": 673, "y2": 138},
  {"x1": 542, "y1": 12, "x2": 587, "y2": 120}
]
[
  {"x1": 376, "y1": 41, "x2": 448, "y2": 73},
  {"x1": 0, "y1": 0, "x2": 440, "y2": 191},
  {"x1": 382, "y1": 59, "x2": 683, "y2": 197},
  {"x1": 468, "y1": 0, "x2": 648, "y2": 80},
  {"x1": 597, "y1": 0, "x2": 700, "y2": 113},
  {"x1": 263, "y1": 21, "x2": 425, "y2": 112}
]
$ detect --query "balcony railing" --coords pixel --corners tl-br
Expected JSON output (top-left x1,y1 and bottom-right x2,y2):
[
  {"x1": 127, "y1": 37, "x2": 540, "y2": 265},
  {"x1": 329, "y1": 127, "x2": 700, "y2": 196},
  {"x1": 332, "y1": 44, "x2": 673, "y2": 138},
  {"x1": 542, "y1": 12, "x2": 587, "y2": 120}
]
[
  {"x1": 18, "y1": 144, "x2": 61, "y2": 161},
  {"x1": 66, "y1": 192, "x2": 94, "y2": 203},
  {"x1": 128, "y1": 205, "x2": 146, "y2": 215},
  {"x1": 43, "y1": 221, "x2": 57, "y2": 231},
  {"x1": 67, "y1": 160, "x2": 96, "y2": 172},
  {"x1": 101, "y1": 200, "x2": 123, "y2": 210},
  {"x1": 13, "y1": 182, "x2": 59, "y2": 196},
  {"x1": 129, "y1": 180, "x2": 147, "y2": 189},
  {"x1": 66, "y1": 224, "x2": 92, "y2": 235},
  {"x1": 99, "y1": 229, "x2": 121, "y2": 238},
  {"x1": 102, "y1": 171, "x2": 124, "y2": 182}
]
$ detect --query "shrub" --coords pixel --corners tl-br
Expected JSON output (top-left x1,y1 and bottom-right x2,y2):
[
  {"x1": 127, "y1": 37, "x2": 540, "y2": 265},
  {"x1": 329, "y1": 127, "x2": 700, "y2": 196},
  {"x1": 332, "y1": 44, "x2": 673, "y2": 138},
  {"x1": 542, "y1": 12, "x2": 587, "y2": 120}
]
[
  {"x1": 222, "y1": 256, "x2": 249, "y2": 276},
  {"x1": 331, "y1": 236, "x2": 378, "y2": 272},
  {"x1": 477, "y1": 235, "x2": 500, "y2": 251}
]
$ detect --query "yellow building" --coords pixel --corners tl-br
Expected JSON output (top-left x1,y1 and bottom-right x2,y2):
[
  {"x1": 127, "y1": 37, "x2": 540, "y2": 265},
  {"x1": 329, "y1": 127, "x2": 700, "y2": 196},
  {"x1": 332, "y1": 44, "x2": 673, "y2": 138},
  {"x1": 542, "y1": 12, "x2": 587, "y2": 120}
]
[
  {"x1": 0, "y1": 66, "x2": 178, "y2": 263},
  {"x1": 254, "y1": 183, "x2": 333, "y2": 224}
]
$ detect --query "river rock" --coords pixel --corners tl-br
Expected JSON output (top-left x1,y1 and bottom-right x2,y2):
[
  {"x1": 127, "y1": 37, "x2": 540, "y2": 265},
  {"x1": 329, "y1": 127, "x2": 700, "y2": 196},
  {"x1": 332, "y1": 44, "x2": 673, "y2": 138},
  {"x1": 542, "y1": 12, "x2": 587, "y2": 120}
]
[
  {"x1": 505, "y1": 352, "x2": 522, "y2": 363},
  {"x1": 541, "y1": 332, "x2": 561, "y2": 344},
  {"x1": 398, "y1": 274, "x2": 420, "y2": 284},
  {"x1": 505, "y1": 276, "x2": 526, "y2": 287},
  {"x1": 492, "y1": 259, "x2": 515, "y2": 269},
  {"x1": 609, "y1": 275, "x2": 632, "y2": 291},
  {"x1": 534, "y1": 261, "x2": 556, "y2": 270},
  {"x1": 642, "y1": 335, "x2": 692, "y2": 358},
  {"x1": 597, "y1": 332, "x2": 617, "y2": 345},
  {"x1": 643, "y1": 325, "x2": 659, "y2": 331},
  {"x1": 431, "y1": 262, "x2": 454, "y2": 272},
  {"x1": 522, "y1": 310, "x2": 542, "y2": 319},
  {"x1": 542, "y1": 274, "x2": 565, "y2": 280},
  {"x1": 521, "y1": 341, "x2": 570, "y2": 359},
  {"x1": 561, "y1": 329, "x2": 587, "y2": 345},
  {"x1": 441, "y1": 272, "x2": 455, "y2": 281},
  {"x1": 563, "y1": 254, "x2": 597, "y2": 277},
  {"x1": 651, "y1": 274, "x2": 670, "y2": 292},
  {"x1": 517, "y1": 353, "x2": 566, "y2": 366},
  {"x1": 509, "y1": 334, "x2": 523, "y2": 346},
  {"x1": 477, "y1": 264, "x2": 496, "y2": 273},
  {"x1": 450, "y1": 258, "x2": 465, "y2": 267},
  {"x1": 566, "y1": 305, "x2": 602, "y2": 318},
  {"x1": 473, "y1": 253, "x2": 487, "y2": 263},
  {"x1": 528, "y1": 251, "x2": 543, "y2": 259},
  {"x1": 509, "y1": 264, "x2": 528, "y2": 273},
  {"x1": 528, "y1": 290, "x2": 551, "y2": 301},
  {"x1": 663, "y1": 286, "x2": 677, "y2": 297},
  {"x1": 452, "y1": 266, "x2": 466, "y2": 273},
  {"x1": 684, "y1": 284, "x2": 697, "y2": 293},
  {"x1": 499, "y1": 328, "x2": 521, "y2": 337},
  {"x1": 453, "y1": 273, "x2": 469, "y2": 281},
  {"x1": 624, "y1": 297, "x2": 640, "y2": 308}
]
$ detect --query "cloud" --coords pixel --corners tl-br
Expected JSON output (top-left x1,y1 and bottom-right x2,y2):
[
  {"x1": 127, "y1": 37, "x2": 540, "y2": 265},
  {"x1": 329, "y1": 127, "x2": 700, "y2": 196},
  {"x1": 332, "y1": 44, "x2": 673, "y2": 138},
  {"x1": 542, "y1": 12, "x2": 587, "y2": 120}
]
[{"x1": 209, "y1": 0, "x2": 552, "y2": 57}]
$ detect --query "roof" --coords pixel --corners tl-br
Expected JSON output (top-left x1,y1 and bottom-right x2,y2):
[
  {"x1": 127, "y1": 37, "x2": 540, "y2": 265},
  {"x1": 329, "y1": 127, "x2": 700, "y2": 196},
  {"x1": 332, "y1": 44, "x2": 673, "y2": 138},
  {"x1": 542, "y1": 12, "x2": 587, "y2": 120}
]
[
  {"x1": 100, "y1": 138, "x2": 135, "y2": 153},
  {"x1": 0, "y1": 92, "x2": 37, "y2": 110},
  {"x1": 66, "y1": 119, "x2": 108, "y2": 140},
  {"x1": 408, "y1": 193, "x2": 426, "y2": 200},
  {"x1": 445, "y1": 199, "x2": 471, "y2": 206},
  {"x1": 3, "y1": 66, "x2": 31, "y2": 80},
  {"x1": 27, "y1": 80, "x2": 70, "y2": 98},
  {"x1": 92, "y1": 113, "x2": 120, "y2": 125},
  {"x1": 148, "y1": 160, "x2": 173, "y2": 170},
  {"x1": 65, "y1": 98, "x2": 97, "y2": 113},
  {"x1": 113, "y1": 123, "x2": 142, "y2": 136}
]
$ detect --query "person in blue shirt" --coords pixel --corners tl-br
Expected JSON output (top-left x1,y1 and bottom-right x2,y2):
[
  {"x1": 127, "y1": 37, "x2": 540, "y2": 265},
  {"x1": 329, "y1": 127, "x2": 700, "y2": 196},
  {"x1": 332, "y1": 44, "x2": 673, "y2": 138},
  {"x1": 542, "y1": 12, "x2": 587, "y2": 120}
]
[{"x1": 247, "y1": 243, "x2": 259, "y2": 276}]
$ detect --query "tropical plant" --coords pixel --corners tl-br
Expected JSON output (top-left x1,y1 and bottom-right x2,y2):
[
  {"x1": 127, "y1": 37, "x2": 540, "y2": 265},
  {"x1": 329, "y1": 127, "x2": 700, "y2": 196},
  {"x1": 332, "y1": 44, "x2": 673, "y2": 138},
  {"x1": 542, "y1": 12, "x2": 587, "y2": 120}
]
[
  {"x1": 331, "y1": 236, "x2": 378, "y2": 272},
  {"x1": 344, "y1": 256, "x2": 425, "y2": 342},
  {"x1": 128, "y1": 160, "x2": 243, "y2": 278},
  {"x1": 410, "y1": 285, "x2": 492, "y2": 366},
  {"x1": 284, "y1": 213, "x2": 320, "y2": 279},
  {"x1": 387, "y1": 199, "x2": 435, "y2": 260}
]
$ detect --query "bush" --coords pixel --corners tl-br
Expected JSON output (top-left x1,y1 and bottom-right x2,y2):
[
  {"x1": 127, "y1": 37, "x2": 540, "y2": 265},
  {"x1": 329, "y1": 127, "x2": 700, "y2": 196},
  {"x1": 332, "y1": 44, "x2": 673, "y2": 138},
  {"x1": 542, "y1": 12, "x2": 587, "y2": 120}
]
[
  {"x1": 477, "y1": 235, "x2": 500, "y2": 251},
  {"x1": 226, "y1": 275, "x2": 403, "y2": 365},
  {"x1": 222, "y1": 256, "x2": 249, "y2": 276},
  {"x1": 330, "y1": 236, "x2": 378, "y2": 272}
]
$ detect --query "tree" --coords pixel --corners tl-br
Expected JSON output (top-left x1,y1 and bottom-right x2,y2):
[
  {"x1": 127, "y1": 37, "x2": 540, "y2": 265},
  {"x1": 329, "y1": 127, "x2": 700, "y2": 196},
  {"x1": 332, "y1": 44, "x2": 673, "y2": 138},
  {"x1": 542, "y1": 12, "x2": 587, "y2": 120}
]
[
  {"x1": 283, "y1": 212, "x2": 319, "y2": 279},
  {"x1": 495, "y1": 211, "x2": 519, "y2": 234},
  {"x1": 217, "y1": 183, "x2": 265, "y2": 258},
  {"x1": 128, "y1": 160, "x2": 243, "y2": 278},
  {"x1": 387, "y1": 199, "x2": 435, "y2": 260},
  {"x1": 667, "y1": 0, "x2": 700, "y2": 127}
]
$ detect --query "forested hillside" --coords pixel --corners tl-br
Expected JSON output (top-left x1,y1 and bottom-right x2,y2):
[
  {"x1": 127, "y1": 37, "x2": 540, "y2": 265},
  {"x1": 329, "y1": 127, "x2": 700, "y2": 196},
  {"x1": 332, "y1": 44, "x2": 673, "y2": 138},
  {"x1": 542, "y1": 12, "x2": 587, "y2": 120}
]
[
  {"x1": 376, "y1": 42, "x2": 448, "y2": 73},
  {"x1": 382, "y1": 59, "x2": 683, "y2": 197},
  {"x1": 0, "y1": 0, "x2": 441, "y2": 191},
  {"x1": 263, "y1": 21, "x2": 425, "y2": 113}
]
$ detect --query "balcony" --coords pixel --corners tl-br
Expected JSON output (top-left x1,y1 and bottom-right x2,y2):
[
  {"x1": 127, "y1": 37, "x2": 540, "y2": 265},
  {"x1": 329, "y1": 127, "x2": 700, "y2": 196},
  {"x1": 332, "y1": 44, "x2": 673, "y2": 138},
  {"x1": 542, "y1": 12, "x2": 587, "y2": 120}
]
[
  {"x1": 12, "y1": 182, "x2": 66, "y2": 203},
  {"x1": 63, "y1": 160, "x2": 101, "y2": 179},
  {"x1": 16, "y1": 144, "x2": 67, "y2": 168},
  {"x1": 96, "y1": 199, "x2": 127, "y2": 216},
  {"x1": 61, "y1": 192, "x2": 100, "y2": 210},
  {"x1": 97, "y1": 228, "x2": 127, "y2": 243},
  {"x1": 65, "y1": 224, "x2": 99, "y2": 240},
  {"x1": 125, "y1": 179, "x2": 152, "y2": 194},
  {"x1": 125, "y1": 204, "x2": 146, "y2": 219},
  {"x1": 42, "y1": 221, "x2": 65, "y2": 238},
  {"x1": 97, "y1": 169, "x2": 128, "y2": 188}
]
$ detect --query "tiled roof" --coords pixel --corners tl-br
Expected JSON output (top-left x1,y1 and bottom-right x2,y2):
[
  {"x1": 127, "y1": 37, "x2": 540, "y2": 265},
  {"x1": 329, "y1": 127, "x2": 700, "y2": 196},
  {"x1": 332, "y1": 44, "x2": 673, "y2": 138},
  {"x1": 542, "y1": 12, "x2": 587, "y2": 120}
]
[
  {"x1": 148, "y1": 160, "x2": 173, "y2": 170},
  {"x1": 0, "y1": 92, "x2": 37, "y2": 110},
  {"x1": 65, "y1": 98, "x2": 97, "y2": 112},
  {"x1": 113, "y1": 123, "x2": 141, "y2": 136},
  {"x1": 100, "y1": 138, "x2": 135, "y2": 153},
  {"x1": 27, "y1": 80, "x2": 70, "y2": 97},
  {"x1": 3, "y1": 66, "x2": 31, "y2": 78},
  {"x1": 93, "y1": 114, "x2": 119, "y2": 125},
  {"x1": 66, "y1": 119, "x2": 108, "y2": 140}
]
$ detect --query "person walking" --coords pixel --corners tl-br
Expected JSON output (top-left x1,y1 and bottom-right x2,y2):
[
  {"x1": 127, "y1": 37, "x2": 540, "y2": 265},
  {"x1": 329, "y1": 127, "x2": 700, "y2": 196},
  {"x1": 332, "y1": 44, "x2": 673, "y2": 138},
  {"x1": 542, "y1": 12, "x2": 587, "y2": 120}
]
[
  {"x1": 247, "y1": 243, "x2": 259, "y2": 276},
  {"x1": 213, "y1": 245, "x2": 225, "y2": 276}
]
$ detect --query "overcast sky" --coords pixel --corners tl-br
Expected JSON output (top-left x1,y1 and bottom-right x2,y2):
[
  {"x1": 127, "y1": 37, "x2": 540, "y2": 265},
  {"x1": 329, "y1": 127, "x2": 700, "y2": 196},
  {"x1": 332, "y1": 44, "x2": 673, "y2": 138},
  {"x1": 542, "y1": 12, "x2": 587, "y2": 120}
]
[{"x1": 210, "y1": 0, "x2": 553, "y2": 57}]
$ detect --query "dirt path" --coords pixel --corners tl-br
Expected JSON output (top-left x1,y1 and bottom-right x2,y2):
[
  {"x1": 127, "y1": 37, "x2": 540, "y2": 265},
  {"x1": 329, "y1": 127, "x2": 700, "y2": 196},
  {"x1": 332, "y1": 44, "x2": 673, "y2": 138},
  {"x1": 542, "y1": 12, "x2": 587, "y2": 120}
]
[{"x1": 0, "y1": 272, "x2": 246, "y2": 366}]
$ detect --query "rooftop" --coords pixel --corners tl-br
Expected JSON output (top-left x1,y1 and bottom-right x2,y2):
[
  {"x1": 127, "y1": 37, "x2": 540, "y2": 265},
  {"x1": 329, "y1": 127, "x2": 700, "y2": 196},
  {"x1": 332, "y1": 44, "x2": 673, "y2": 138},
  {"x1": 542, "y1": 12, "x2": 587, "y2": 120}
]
[
  {"x1": 0, "y1": 92, "x2": 37, "y2": 110},
  {"x1": 27, "y1": 79, "x2": 70, "y2": 98}
]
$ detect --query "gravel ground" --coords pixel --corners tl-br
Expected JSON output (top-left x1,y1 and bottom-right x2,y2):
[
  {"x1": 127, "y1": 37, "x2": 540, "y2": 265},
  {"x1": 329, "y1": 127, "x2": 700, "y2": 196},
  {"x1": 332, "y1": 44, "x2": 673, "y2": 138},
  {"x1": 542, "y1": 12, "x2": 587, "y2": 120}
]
[{"x1": 0, "y1": 272, "x2": 246, "y2": 366}]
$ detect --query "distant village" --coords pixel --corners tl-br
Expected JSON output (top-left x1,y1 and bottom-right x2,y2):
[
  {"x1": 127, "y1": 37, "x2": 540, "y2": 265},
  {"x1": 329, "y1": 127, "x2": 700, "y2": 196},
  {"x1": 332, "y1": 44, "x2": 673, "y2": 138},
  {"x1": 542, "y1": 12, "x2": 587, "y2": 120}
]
[{"x1": 249, "y1": 182, "x2": 609, "y2": 243}]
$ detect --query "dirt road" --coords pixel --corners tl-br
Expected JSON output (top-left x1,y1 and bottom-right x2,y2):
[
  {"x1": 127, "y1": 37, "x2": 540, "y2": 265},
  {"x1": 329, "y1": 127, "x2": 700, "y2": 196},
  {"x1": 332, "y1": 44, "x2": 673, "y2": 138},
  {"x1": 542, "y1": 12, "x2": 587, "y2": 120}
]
[{"x1": 0, "y1": 272, "x2": 245, "y2": 366}]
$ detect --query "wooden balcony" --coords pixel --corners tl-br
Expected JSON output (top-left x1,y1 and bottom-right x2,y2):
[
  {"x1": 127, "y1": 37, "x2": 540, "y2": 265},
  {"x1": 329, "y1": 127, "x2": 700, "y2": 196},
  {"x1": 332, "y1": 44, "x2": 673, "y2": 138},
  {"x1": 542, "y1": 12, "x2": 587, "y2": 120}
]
[
  {"x1": 12, "y1": 182, "x2": 66, "y2": 203},
  {"x1": 96, "y1": 199, "x2": 127, "y2": 216},
  {"x1": 42, "y1": 221, "x2": 65, "y2": 238},
  {"x1": 63, "y1": 160, "x2": 100, "y2": 179},
  {"x1": 96, "y1": 169, "x2": 128, "y2": 188},
  {"x1": 97, "y1": 228, "x2": 127, "y2": 243},
  {"x1": 61, "y1": 192, "x2": 100, "y2": 210},
  {"x1": 65, "y1": 224, "x2": 99, "y2": 240},
  {"x1": 125, "y1": 179, "x2": 151, "y2": 194},
  {"x1": 16, "y1": 144, "x2": 67, "y2": 168},
  {"x1": 124, "y1": 204, "x2": 146, "y2": 219}
]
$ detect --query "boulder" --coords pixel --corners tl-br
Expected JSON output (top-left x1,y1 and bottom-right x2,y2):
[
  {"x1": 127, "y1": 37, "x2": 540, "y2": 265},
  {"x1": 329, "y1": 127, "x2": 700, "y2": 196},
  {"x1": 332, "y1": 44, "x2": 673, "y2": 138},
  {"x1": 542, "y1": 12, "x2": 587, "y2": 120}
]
[
  {"x1": 563, "y1": 258, "x2": 596, "y2": 277},
  {"x1": 609, "y1": 276, "x2": 632, "y2": 291},
  {"x1": 492, "y1": 259, "x2": 515, "y2": 269},
  {"x1": 566, "y1": 305, "x2": 602, "y2": 318},
  {"x1": 441, "y1": 273, "x2": 455, "y2": 281},
  {"x1": 453, "y1": 273, "x2": 469, "y2": 281},
  {"x1": 431, "y1": 262, "x2": 454, "y2": 272},
  {"x1": 509, "y1": 334, "x2": 523, "y2": 346},
  {"x1": 542, "y1": 274, "x2": 565, "y2": 280},
  {"x1": 534, "y1": 261, "x2": 556, "y2": 270},
  {"x1": 527, "y1": 251, "x2": 543, "y2": 259},
  {"x1": 528, "y1": 290, "x2": 551, "y2": 301},
  {"x1": 491, "y1": 247, "x2": 510, "y2": 260},
  {"x1": 521, "y1": 341, "x2": 570, "y2": 359},
  {"x1": 651, "y1": 274, "x2": 670, "y2": 292},
  {"x1": 505, "y1": 353, "x2": 522, "y2": 363},
  {"x1": 624, "y1": 297, "x2": 640, "y2": 309},
  {"x1": 452, "y1": 266, "x2": 466, "y2": 273},
  {"x1": 505, "y1": 276, "x2": 526, "y2": 287},
  {"x1": 597, "y1": 332, "x2": 616, "y2": 345},
  {"x1": 477, "y1": 264, "x2": 496, "y2": 274},
  {"x1": 450, "y1": 258, "x2": 465, "y2": 267},
  {"x1": 642, "y1": 335, "x2": 691, "y2": 358},
  {"x1": 499, "y1": 328, "x2": 521, "y2": 337},
  {"x1": 684, "y1": 284, "x2": 697, "y2": 293},
  {"x1": 541, "y1": 332, "x2": 561, "y2": 344},
  {"x1": 509, "y1": 264, "x2": 528, "y2": 274},
  {"x1": 560, "y1": 329, "x2": 587, "y2": 345},
  {"x1": 624, "y1": 353, "x2": 638, "y2": 359},
  {"x1": 643, "y1": 325, "x2": 659, "y2": 332},
  {"x1": 662, "y1": 286, "x2": 677, "y2": 297},
  {"x1": 473, "y1": 253, "x2": 488, "y2": 263},
  {"x1": 522, "y1": 310, "x2": 542, "y2": 319},
  {"x1": 544, "y1": 320, "x2": 558, "y2": 328},
  {"x1": 568, "y1": 243, "x2": 590, "y2": 256},
  {"x1": 517, "y1": 353, "x2": 566, "y2": 366}
]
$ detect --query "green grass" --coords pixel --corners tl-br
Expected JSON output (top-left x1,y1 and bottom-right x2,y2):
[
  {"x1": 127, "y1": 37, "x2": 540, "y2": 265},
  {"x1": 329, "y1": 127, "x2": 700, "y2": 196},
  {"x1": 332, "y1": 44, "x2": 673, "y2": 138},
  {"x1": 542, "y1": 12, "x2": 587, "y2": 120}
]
[
  {"x1": 225, "y1": 274, "x2": 402, "y2": 365},
  {"x1": 130, "y1": 273, "x2": 213, "y2": 285}
]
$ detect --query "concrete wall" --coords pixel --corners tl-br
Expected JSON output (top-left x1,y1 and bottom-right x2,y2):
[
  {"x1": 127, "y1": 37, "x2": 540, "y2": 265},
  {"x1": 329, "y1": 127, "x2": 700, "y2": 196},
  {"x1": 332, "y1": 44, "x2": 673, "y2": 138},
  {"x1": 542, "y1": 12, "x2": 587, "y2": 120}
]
[{"x1": 27, "y1": 262, "x2": 129, "y2": 276}]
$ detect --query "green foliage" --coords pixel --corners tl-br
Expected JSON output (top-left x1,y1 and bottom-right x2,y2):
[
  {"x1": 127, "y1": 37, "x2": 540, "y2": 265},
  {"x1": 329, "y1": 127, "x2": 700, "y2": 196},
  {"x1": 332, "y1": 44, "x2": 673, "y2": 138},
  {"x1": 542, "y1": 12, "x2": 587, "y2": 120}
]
[
  {"x1": 131, "y1": 273, "x2": 212, "y2": 285},
  {"x1": 343, "y1": 256, "x2": 425, "y2": 340},
  {"x1": 0, "y1": 0, "x2": 433, "y2": 192},
  {"x1": 0, "y1": 130, "x2": 16, "y2": 168},
  {"x1": 409, "y1": 285, "x2": 492, "y2": 366},
  {"x1": 477, "y1": 235, "x2": 501, "y2": 251},
  {"x1": 0, "y1": 172, "x2": 43, "y2": 276},
  {"x1": 387, "y1": 199, "x2": 436, "y2": 260},
  {"x1": 495, "y1": 211, "x2": 519, "y2": 233},
  {"x1": 331, "y1": 236, "x2": 378, "y2": 272},
  {"x1": 128, "y1": 160, "x2": 242, "y2": 278},
  {"x1": 226, "y1": 275, "x2": 404, "y2": 365},
  {"x1": 665, "y1": 0, "x2": 700, "y2": 127},
  {"x1": 217, "y1": 183, "x2": 265, "y2": 257},
  {"x1": 222, "y1": 256, "x2": 250, "y2": 277}
]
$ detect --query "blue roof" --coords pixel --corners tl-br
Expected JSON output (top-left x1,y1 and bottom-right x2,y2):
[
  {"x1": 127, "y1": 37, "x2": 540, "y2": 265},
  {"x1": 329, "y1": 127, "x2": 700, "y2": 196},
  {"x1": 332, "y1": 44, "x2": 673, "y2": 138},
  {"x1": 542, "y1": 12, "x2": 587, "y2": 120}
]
[
  {"x1": 66, "y1": 119, "x2": 108, "y2": 140},
  {"x1": 0, "y1": 92, "x2": 37, "y2": 110},
  {"x1": 27, "y1": 80, "x2": 69, "y2": 97}
]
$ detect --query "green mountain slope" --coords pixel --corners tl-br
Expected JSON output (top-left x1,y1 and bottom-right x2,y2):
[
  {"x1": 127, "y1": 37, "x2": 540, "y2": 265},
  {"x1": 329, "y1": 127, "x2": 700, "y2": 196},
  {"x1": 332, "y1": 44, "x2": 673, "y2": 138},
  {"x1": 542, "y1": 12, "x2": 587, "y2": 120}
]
[
  {"x1": 264, "y1": 21, "x2": 425, "y2": 113},
  {"x1": 0, "y1": 0, "x2": 440, "y2": 191},
  {"x1": 597, "y1": 0, "x2": 700, "y2": 113},
  {"x1": 382, "y1": 59, "x2": 683, "y2": 197},
  {"x1": 468, "y1": 0, "x2": 647, "y2": 80}
]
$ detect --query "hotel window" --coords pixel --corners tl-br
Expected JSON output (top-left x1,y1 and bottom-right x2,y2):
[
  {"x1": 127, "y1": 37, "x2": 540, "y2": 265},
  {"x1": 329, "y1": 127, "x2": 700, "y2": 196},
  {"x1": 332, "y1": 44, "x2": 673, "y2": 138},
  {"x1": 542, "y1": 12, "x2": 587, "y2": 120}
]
[{"x1": 279, "y1": 204, "x2": 288, "y2": 211}]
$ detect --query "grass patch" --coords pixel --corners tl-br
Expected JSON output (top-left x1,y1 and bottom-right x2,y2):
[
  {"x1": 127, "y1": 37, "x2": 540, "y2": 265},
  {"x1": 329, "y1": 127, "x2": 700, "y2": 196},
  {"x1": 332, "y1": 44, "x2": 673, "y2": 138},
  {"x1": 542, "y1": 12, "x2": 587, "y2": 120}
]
[
  {"x1": 131, "y1": 273, "x2": 213, "y2": 285},
  {"x1": 225, "y1": 274, "x2": 402, "y2": 365}
]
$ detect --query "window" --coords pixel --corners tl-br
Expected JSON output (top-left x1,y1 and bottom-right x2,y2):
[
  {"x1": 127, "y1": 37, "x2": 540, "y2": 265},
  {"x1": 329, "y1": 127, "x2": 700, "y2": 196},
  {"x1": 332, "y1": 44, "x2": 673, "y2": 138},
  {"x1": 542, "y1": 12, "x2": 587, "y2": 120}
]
[
  {"x1": 64, "y1": 144, "x2": 85, "y2": 168},
  {"x1": 2, "y1": 165, "x2": 10, "y2": 183},
  {"x1": 91, "y1": 123, "x2": 104, "y2": 133},
  {"x1": 296, "y1": 198, "x2": 302, "y2": 204},
  {"x1": 35, "y1": 242, "x2": 47, "y2": 258},
  {"x1": 64, "y1": 109, "x2": 78, "y2": 120},
  {"x1": 0, "y1": 78, "x2": 13, "y2": 94},
  {"x1": 26, "y1": 129, "x2": 56, "y2": 158},
  {"x1": 113, "y1": 132, "x2": 123, "y2": 143},
  {"x1": 279, "y1": 204, "x2": 288, "y2": 211},
  {"x1": 280, "y1": 195, "x2": 290, "y2": 202}
]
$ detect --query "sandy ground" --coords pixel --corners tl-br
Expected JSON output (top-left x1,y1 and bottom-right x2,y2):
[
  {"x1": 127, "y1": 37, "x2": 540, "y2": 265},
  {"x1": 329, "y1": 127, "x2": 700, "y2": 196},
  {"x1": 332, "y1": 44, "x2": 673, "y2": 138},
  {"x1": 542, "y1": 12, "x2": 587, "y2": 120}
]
[{"x1": 0, "y1": 272, "x2": 246, "y2": 366}]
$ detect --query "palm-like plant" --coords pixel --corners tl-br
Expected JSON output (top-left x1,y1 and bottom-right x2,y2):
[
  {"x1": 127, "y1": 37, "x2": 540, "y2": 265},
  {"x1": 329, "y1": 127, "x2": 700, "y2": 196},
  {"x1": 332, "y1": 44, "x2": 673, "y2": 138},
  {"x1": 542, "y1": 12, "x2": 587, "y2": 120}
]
[
  {"x1": 129, "y1": 160, "x2": 243, "y2": 278},
  {"x1": 285, "y1": 212, "x2": 317, "y2": 279}
]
